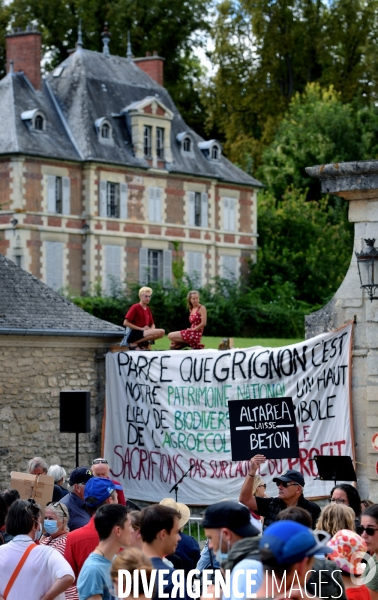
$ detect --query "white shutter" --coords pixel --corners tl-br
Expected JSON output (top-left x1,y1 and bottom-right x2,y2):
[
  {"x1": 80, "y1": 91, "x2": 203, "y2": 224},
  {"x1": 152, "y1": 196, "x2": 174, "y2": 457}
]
[
  {"x1": 188, "y1": 191, "x2": 195, "y2": 226},
  {"x1": 47, "y1": 175, "x2": 56, "y2": 213},
  {"x1": 148, "y1": 188, "x2": 156, "y2": 222},
  {"x1": 229, "y1": 198, "x2": 236, "y2": 231},
  {"x1": 120, "y1": 183, "x2": 128, "y2": 219},
  {"x1": 223, "y1": 197, "x2": 229, "y2": 231},
  {"x1": 223, "y1": 256, "x2": 237, "y2": 280},
  {"x1": 155, "y1": 187, "x2": 162, "y2": 223},
  {"x1": 105, "y1": 245, "x2": 121, "y2": 296},
  {"x1": 99, "y1": 180, "x2": 107, "y2": 217},
  {"x1": 62, "y1": 177, "x2": 70, "y2": 215},
  {"x1": 139, "y1": 248, "x2": 149, "y2": 285},
  {"x1": 201, "y1": 193, "x2": 208, "y2": 227},
  {"x1": 46, "y1": 242, "x2": 63, "y2": 291},
  {"x1": 194, "y1": 252, "x2": 203, "y2": 286},
  {"x1": 187, "y1": 252, "x2": 195, "y2": 279},
  {"x1": 187, "y1": 251, "x2": 202, "y2": 286},
  {"x1": 163, "y1": 250, "x2": 172, "y2": 284}
]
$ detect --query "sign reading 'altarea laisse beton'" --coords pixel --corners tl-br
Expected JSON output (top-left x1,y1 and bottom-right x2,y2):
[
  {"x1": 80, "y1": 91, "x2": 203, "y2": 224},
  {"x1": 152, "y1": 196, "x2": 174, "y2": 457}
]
[
  {"x1": 228, "y1": 397, "x2": 299, "y2": 461},
  {"x1": 104, "y1": 322, "x2": 353, "y2": 504}
]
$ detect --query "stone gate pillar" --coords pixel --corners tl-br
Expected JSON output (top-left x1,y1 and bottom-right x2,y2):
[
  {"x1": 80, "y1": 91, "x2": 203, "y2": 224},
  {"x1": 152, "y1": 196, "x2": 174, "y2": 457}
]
[{"x1": 306, "y1": 161, "x2": 378, "y2": 499}]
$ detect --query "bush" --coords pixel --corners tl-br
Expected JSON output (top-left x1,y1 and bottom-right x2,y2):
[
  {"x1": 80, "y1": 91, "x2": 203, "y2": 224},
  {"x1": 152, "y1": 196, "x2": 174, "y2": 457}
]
[{"x1": 70, "y1": 276, "x2": 313, "y2": 339}]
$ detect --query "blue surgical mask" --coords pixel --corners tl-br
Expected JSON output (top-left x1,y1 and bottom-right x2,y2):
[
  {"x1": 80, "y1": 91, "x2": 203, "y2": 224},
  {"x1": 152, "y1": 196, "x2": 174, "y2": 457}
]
[
  {"x1": 216, "y1": 532, "x2": 230, "y2": 563},
  {"x1": 44, "y1": 520, "x2": 59, "y2": 535},
  {"x1": 34, "y1": 522, "x2": 43, "y2": 541}
]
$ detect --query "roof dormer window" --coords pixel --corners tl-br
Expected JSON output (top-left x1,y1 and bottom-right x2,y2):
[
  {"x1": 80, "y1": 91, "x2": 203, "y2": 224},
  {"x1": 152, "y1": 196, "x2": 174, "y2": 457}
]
[
  {"x1": 101, "y1": 122, "x2": 110, "y2": 139},
  {"x1": 198, "y1": 140, "x2": 222, "y2": 161},
  {"x1": 95, "y1": 117, "x2": 114, "y2": 146},
  {"x1": 21, "y1": 109, "x2": 46, "y2": 132},
  {"x1": 177, "y1": 132, "x2": 194, "y2": 157},
  {"x1": 35, "y1": 115, "x2": 44, "y2": 131}
]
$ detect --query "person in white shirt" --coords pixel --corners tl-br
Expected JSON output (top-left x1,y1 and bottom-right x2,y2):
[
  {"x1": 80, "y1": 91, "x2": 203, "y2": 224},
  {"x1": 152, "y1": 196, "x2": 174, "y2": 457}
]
[{"x1": 0, "y1": 498, "x2": 74, "y2": 600}]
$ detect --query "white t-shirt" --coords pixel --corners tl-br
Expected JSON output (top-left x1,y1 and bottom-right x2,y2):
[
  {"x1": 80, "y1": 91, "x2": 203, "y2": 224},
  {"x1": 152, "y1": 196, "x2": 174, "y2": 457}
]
[{"x1": 0, "y1": 535, "x2": 75, "y2": 600}]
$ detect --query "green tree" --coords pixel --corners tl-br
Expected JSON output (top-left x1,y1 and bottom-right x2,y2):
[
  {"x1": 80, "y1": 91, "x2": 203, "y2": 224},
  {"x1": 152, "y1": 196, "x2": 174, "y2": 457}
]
[
  {"x1": 7, "y1": 0, "x2": 211, "y2": 134},
  {"x1": 204, "y1": 0, "x2": 378, "y2": 170},
  {"x1": 257, "y1": 83, "x2": 363, "y2": 200},
  {"x1": 249, "y1": 188, "x2": 353, "y2": 305}
]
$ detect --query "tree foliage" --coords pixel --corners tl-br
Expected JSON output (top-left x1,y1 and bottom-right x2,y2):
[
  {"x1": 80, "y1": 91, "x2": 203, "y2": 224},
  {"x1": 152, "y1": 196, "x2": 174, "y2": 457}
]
[
  {"x1": 205, "y1": 0, "x2": 378, "y2": 170},
  {"x1": 257, "y1": 83, "x2": 378, "y2": 200},
  {"x1": 249, "y1": 188, "x2": 353, "y2": 305},
  {"x1": 6, "y1": 0, "x2": 211, "y2": 134}
]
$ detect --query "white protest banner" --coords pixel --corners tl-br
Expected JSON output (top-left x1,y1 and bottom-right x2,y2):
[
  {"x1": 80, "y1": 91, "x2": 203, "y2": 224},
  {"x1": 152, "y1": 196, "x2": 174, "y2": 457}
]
[{"x1": 104, "y1": 322, "x2": 353, "y2": 504}]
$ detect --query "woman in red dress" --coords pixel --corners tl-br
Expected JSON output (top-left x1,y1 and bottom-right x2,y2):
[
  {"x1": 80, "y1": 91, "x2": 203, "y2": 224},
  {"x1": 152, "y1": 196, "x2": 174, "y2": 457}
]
[{"x1": 168, "y1": 290, "x2": 207, "y2": 350}]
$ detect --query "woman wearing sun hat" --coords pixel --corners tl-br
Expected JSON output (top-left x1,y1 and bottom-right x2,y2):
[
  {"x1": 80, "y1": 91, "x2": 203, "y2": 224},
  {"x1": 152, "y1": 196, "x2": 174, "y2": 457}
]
[{"x1": 327, "y1": 529, "x2": 370, "y2": 600}]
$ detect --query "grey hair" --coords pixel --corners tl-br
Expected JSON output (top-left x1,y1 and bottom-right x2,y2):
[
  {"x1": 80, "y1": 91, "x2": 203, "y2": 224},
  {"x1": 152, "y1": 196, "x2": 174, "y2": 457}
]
[
  {"x1": 47, "y1": 465, "x2": 66, "y2": 483},
  {"x1": 46, "y1": 502, "x2": 69, "y2": 523},
  {"x1": 28, "y1": 457, "x2": 48, "y2": 474}
]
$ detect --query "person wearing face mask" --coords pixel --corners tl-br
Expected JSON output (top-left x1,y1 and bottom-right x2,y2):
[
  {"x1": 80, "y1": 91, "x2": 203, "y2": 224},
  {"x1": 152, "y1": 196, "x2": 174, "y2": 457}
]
[
  {"x1": 40, "y1": 502, "x2": 78, "y2": 600},
  {"x1": 0, "y1": 499, "x2": 74, "y2": 600},
  {"x1": 202, "y1": 501, "x2": 261, "y2": 600}
]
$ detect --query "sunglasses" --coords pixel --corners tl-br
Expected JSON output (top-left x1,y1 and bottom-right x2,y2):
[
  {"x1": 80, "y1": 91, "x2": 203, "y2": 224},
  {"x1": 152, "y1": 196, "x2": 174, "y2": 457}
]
[
  {"x1": 275, "y1": 481, "x2": 300, "y2": 488},
  {"x1": 257, "y1": 483, "x2": 267, "y2": 489},
  {"x1": 46, "y1": 501, "x2": 68, "y2": 518},
  {"x1": 92, "y1": 459, "x2": 108, "y2": 465},
  {"x1": 357, "y1": 525, "x2": 378, "y2": 536}
]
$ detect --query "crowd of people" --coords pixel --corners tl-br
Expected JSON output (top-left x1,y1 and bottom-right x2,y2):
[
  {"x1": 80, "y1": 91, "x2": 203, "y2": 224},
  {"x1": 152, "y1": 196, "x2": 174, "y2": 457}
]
[
  {"x1": 121, "y1": 287, "x2": 207, "y2": 351},
  {"x1": 0, "y1": 453, "x2": 377, "y2": 600}
]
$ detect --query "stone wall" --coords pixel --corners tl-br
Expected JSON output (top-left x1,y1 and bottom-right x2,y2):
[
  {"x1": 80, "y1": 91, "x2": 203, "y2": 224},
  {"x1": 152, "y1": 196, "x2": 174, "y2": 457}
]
[
  {"x1": 0, "y1": 334, "x2": 116, "y2": 488},
  {"x1": 305, "y1": 161, "x2": 378, "y2": 502}
]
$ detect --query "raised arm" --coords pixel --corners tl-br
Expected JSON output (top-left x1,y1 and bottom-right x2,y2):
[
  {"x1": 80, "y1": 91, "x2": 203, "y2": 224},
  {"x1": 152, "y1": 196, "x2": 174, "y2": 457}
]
[{"x1": 239, "y1": 454, "x2": 267, "y2": 511}]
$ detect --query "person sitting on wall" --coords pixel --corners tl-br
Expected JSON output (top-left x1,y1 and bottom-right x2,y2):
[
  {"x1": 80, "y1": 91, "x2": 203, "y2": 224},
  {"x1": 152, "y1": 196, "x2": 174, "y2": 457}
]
[
  {"x1": 168, "y1": 290, "x2": 206, "y2": 350},
  {"x1": 122, "y1": 286, "x2": 165, "y2": 351}
]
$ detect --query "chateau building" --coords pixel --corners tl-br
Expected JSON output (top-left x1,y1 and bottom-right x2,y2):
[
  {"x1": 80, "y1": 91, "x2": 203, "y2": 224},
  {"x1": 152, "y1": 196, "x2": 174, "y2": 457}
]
[{"x1": 0, "y1": 27, "x2": 262, "y2": 294}]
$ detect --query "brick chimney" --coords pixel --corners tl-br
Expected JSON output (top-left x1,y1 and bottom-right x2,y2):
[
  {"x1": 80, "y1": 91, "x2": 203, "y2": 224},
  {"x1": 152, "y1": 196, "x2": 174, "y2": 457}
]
[
  {"x1": 6, "y1": 28, "x2": 42, "y2": 90},
  {"x1": 134, "y1": 51, "x2": 165, "y2": 86}
]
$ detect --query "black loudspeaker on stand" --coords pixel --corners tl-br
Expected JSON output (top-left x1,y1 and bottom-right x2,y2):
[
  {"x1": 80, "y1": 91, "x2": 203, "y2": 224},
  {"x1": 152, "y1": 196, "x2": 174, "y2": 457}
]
[{"x1": 60, "y1": 391, "x2": 91, "y2": 467}]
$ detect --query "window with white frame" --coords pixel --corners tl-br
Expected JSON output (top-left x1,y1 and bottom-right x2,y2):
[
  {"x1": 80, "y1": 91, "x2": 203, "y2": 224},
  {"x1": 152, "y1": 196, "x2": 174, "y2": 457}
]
[
  {"x1": 148, "y1": 187, "x2": 162, "y2": 222},
  {"x1": 144, "y1": 126, "x2": 152, "y2": 157},
  {"x1": 99, "y1": 181, "x2": 128, "y2": 219},
  {"x1": 156, "y1": 127, "x2": 165, "y2": 159},
  {"x1": 223, "y1": 197, "x2": 236, "y2": 231},
  {"x1": 105, "y1": 245, "x2": 122, "y2": 296},
  {"x1": 107, "y1": 182, "x2": 120, "y2": 218},
  {"x1": 139, "y1": 248, "x2": 172, "y2": 284},
  {"x1": 183, "y1": 137, "x2": 192, "y2": 153},
  {"x1": 45, "y1": 241, "x2": 63, "y2": 291},
  {"x1": 188, "y1": 191, "x2": 208, "y2": 227},
  {"x1": 35, "y1": 114, "x2": 44, "y2": 131},
  {"x1": 222, "y1": 255, "x2": 238, "y2": 281},
  {"x1": 187, "y1": 251, "x2": 203, "y2": 286},
  {"x1": 101, "y1": 122, "x2": 110, "y2": 139},
  {"x1": 47, "y1": 175, "x2": 70, "y2": 215}
]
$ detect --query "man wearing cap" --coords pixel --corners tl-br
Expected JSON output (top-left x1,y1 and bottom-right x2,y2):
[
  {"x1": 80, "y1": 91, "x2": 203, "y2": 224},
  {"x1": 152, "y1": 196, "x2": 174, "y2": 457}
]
[
  {"x1": 203, "y1": 501, "x2": 262, "y2": 600},
  {"x1": 256, "y1": 520, "x2": 332, "y2": 599},
  {"x1": 239, "y1": 454, "x2": 321, "y2": 529},
  {"x1": 60, "y1": 467, "x2": 93, "y2": 531},
  {"x1": 64, "y1": 477, "x2": 121, "y2": 582},
  {"x1": 91, "y1": 457, "x2": 126, "y2": 506}
]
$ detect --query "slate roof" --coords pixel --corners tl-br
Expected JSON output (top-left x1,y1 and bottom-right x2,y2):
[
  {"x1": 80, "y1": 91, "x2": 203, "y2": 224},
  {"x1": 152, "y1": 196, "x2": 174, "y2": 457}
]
[
  {"x1": 0, "y1": 254, "x2": 123, "y2": 335},
  {"x1": 0, "y1": 45, "x2": 262, "y2": 187}
]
